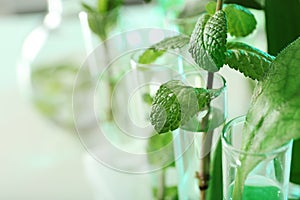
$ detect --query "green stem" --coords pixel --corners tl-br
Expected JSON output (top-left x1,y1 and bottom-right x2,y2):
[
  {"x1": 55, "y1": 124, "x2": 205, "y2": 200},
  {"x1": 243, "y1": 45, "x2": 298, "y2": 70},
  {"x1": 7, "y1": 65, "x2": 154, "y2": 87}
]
[
  {"x1": 216, "y1": 0, "x2": 223, "y2": 11},
  {"x1": 103, "y1": 41, "x2": 114, "y2": 121},
  {"x1": 230, "y1": 117, "x2": 265, "y2": 199},
  {"x1": 98, "y1": 0, "x2": 108, "y2": 13},
  {"x1": 157, "y1": 168, "x2": 166, "y2": 200},
  {"x1": 196, "y1": 73, "x2": 215, "y2": 200},
  {"x1": 206, "y1": 72, "x2": 214, "y2": 89},
  {"x1": 232, "y1": 168, "x2": 245, "y2": 200},
  {"x1": 230, "y1": 158, "x2": 261, "y2": 200}
]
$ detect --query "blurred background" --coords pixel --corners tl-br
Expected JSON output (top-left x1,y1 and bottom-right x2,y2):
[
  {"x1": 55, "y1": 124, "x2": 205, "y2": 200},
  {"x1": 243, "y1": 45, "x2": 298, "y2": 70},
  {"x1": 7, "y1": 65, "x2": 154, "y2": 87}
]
[{"x1": 0, "y1": 0, "x2": 264, "y2": 199}]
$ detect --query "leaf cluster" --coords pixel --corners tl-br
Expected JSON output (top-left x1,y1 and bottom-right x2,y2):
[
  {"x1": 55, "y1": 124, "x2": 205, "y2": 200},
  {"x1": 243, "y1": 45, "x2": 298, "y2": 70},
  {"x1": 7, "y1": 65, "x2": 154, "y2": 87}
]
[
  {"x1": 147, "y1": 2, "x2": 274, "y2": 134},
  {"x1": 190, "y1": 2, "x2": 273, "y2": 75},
  {"x1": 141, "y1": 2, "x2": 273, "y2": 79}
]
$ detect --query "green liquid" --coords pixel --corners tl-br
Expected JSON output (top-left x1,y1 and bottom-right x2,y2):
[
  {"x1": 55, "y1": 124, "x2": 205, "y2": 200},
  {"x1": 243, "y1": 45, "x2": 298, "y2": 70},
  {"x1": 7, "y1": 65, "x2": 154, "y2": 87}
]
[
  {"x1": 230, "y1": 185, "x2": 283, "y2": 200},
  {"x1": 227, "y1": 177, "x2": 284, "y2": 200}
]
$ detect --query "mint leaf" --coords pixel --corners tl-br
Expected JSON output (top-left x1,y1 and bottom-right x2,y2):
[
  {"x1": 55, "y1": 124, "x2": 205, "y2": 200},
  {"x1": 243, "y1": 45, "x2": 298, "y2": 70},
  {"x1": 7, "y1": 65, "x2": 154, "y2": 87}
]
[
  {"x1": 225, "y1": 42, "x2": 275, "y2": 80},
  {"x1": 206, "y1": 1, "x2": 217, "y2": 15},
  {"x1": 138, "y1": 49, "x2": 165, "y2": 65},
  {"x1": 205, "y1": 3, "x2": 257, "y2": 37},
  {"x1": 152, "y1": 35, "x2": 190, "y2": 50},
  {"x1": 224, "y1": 4, "x2": 257, "y2": 37},
  {"x1": 150, "y1": 80, "x2": 211, "y2": 134},
  {"x1": 142, "y1": 93, "x2": 153, "y2": 105},
  {"x1": 138, "y1": 35, "x2": 190, "y2": 64},
  {"x1": 232, "y1": 37, "x2": 300, "y2": 199},
  {"x1": 189, "y1": 11, "x2": 227, "y2": 72},
  {"x1": 244, "y1": 37, "x2": 300, "y2": 152}
]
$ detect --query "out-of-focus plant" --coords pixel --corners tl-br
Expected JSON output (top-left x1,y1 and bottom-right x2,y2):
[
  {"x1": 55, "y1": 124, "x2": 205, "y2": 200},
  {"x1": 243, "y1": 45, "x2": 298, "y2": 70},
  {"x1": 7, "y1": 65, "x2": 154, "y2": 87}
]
[
  {"x1": 81, "y1": 0, "x2": 123, "y2": 121},
  {"x1": 82, "y1": 0, "x2": 123, "y2": 41}
]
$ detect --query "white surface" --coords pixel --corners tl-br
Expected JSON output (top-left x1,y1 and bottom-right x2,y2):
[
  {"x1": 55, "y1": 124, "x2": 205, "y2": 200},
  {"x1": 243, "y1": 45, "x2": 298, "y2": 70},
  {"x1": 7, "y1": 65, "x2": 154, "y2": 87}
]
[{"x1": 0, "y1": 14, "x2": 95, "y2": 200}]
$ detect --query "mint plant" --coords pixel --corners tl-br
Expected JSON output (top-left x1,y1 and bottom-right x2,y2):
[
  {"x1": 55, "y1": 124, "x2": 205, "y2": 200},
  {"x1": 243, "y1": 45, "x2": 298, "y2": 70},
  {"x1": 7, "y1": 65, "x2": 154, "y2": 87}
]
[{"x1": 139, "y1": 0, "x2": 300, "y2": 199}]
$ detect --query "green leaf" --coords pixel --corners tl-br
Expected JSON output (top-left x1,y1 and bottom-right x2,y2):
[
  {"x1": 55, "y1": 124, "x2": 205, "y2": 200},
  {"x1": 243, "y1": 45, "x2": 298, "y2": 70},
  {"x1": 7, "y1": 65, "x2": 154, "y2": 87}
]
[
  {"x1": 138, "y1": 35, "x2": 190, "y2": 64},
  {"x1": 224, "y1": 4, "x2": 257, "y2": 37},
  {"x1": 150, "y1": 80, "x2": 211, "y2": 134},
  {"x1": 138, "y1": 49, "x2": 165, "y2": 65},
  {"x1": 233, "y1": 37, "x2": 300, "y2": 199},
  {"x1": 142, "y1": 93, "x2": 153, "y2": 105},
  {"x1": 84, "y1": 7, "x2": 120, "y2": 41},
  {"x1": 206, "y1": 1, "x2": 216, "y2": 15},
  {"x1": 81, "y1": 3, "x2": 94, "y2": 12},
  {"x1": 152, "y1": 185, "x2": 178, "y2": 200},
  {"x1": 189, "y1": 11, "x2": 227, "y2": 72},
  {"x1": 82, "y1": 1, "x2": 122, "y2": 41},
  {"x1": 146, "y1": 132, "x2": 173, "y2": 152},
  {"x1": 246, "y1": 37, "x2": 300, "y2": 149},
  {"x1": 206, "y1": 138, "x2": 223, "y2": 200},
  {"x1": 264, "y1": 0, "x2": 300, "y2": 184},
  {"x1": 225, "y1": 42, "x2": 275, "y2": 80},
  {"x1": 152, "y1": 35, "x2": 190, "y2": 50},
  {"x1": 146, "y1": 131, "x2": 174, "y2": 166}
]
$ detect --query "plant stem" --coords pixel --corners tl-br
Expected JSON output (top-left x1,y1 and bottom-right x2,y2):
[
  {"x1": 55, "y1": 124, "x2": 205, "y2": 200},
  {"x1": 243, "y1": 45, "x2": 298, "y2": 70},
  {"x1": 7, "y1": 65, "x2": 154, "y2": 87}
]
[
  {"x1": 157, "y1": 168, "x2": 166, "y2": 200},
  {"x1": 196, "y1": 0, "x2": 223, "y2": 198},
  {"x1": 197, "y1": 124, "x2": 213, "y2": 200},
  {"x1": 232, "y1": 168, "x2": 245, "y2": 199},
  {"x1": 103, "y1": 41, "x2": 114, "y2": 121},
  {"x1": 216, "y1": 0, "x2": 223, "y2": 11},
  {"x1": 206, "y1": 72, "x2": 214, "y2": 89},
  {"x1": 196, "y1": 72, "x2": 214, "y2": 200}
]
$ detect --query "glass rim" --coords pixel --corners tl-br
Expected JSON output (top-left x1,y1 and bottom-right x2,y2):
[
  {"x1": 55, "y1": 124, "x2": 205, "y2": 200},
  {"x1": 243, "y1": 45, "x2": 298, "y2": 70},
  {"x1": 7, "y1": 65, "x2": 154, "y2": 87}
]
[
  {"x1": 130, "y1": 49, "x2": 227, "y2": 92},
  {"x1": 130, "y1": 49, "x2": 177, "y2": 69},
  {"x1": 174, "y1": 70, "x2": 227, "y2": 92},
  {"x1": 130, "y1": 50, "x2": 227, "y2": 92},
  {"x1": 222, "y1": 115, "x2": 293, "y2": 156}
]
